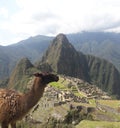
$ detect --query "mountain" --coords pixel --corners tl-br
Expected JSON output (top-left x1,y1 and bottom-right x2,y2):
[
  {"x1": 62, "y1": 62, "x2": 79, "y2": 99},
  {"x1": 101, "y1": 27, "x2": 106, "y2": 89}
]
[
  {"x1": 0, "y1": 32, "x2": 120, "y2": 80},
  {"x1": 8, "y1": 58, "x2": 39, "y2": 91},
  {"x1": 67, "y1": 32, "x2": 120, "y2": 71},
  {"x1": 85, "y1": 55, "x2": 120, "y2": 96},
  {"x1": 0, "y1": 46, "x2": 10, "y2": 79},
  {"x1": 37, "y1": 34, "x2": 120, "y2": 97},
  {"x1": 3, "y1": 33, "x2": 120, "y2": 97},
  {"x1": 0, "y1": 35, "x2": 52, "y2": 79},
  {"x1": 39, "y1": 34, "x2": 89, "y2": 81}
]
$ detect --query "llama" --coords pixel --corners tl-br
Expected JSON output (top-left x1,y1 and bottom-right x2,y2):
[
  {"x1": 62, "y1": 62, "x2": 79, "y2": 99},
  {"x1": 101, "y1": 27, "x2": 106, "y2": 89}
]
[{"x1": 0, "y1": 72, "x2": 59, "y2": 128}]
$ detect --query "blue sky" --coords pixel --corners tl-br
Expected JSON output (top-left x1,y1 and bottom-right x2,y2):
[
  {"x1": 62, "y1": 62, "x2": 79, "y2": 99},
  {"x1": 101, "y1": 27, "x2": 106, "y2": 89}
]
[{"x1": 1, "y1": 0, "x2": 120, "y2": 45}]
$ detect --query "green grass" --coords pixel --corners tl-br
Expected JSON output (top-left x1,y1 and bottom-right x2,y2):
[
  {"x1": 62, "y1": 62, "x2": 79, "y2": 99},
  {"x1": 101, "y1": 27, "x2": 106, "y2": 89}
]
[
  {"x1": 50, "y1": 77, "x2": 71, "y2": 90},
  {"x1": 88, "y1": 99, "x2": 120, "y2": 109},
  {"x1": 99, "y1": 100, "x2": 120, "y2": 108},
  {"x1": 74, "y1": 92, "x2": 85, "y2": 97},
  {"x1": 50, "y1": 81, "x2": 68, "y2": 90},
  {"x1": 89, "y1": 99, "x2": 96, "y2": 107},
  {"x1": 76, "y1": 120, "x2": 120, "y2": 128},
  {"x1": 50, "y1": 76, "x2": 88, "y2": 98}
]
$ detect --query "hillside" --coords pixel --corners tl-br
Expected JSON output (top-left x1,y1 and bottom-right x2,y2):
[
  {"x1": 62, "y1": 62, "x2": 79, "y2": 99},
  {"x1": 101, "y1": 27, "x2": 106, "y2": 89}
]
[
  {"x1": 8, "y1": 58, "x2": 39, "y2": 91},
  {"x1": 67, "y1": 32, "x2": 120, "y2": 71},
  {"x1": 37, "y1": 34, "x2": 120, "y2": 98},
  {"x1": 39, "y1": 34, "x2": 89, "y2": 81},
  {"x1": 0, "y1": 35, "x2": 52, "y2": 79},
  {"x1": 0, "y1": 46, "x2": 10, "y2": 79},
  {"x1": 85, "y1": 55, "x2": 120, "y2": 96}
]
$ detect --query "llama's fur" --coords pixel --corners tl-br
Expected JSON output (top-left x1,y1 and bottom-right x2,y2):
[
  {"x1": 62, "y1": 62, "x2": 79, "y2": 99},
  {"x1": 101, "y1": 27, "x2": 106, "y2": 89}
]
[{"x1": 0, "y1": 72, "x2": 59, "y2": 128}]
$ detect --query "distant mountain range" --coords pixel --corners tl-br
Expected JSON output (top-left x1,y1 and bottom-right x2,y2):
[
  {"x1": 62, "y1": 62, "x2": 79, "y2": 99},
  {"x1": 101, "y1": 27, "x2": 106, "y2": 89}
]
[
  {"x1": 6, "y1": 34, "x2": 120, "y2": 98},
  {"x1": 67, "y1": 32, "x2": 120, "y2": 72},
  {"x1": 0, "y1": 32, "x2": 120, "y2": 80}
]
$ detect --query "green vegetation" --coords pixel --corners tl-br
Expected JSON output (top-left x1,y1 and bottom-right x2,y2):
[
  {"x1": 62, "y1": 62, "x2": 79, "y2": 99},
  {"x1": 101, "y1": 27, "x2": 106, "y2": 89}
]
[
  {"x1": 7, "y1": 58, "x2": 39, "y2": 92},
  {"x1": 63, "y1": 107, "x2": 94, "y2": 125},
  {"x1": 50, "y1": 76, "x2": 70, "y2": 91},
  {"x1": 0, "y1": 78, "x2": 8, "y2": 88},
  {"x1": 89, "y1": 99, "x2": 96, "y2": 107},
  {"x1": 50, "y1": 81, "x2": 67, "y2": 90},
  {"x1": 99, "y1": 100, "x2": 120, "y2": 108},
  {"x1": 76, "y1": 120, "x2": 120, "y2": 128},
  {"x1": 41, "y1": 117, "x2": 75, "y2": 128},
  {"x1": 86, "y1": 54, "x2": 120, "y2": 98},
  {"x1": 17, "y1": 121, "x2": 31, "y2": 128}
]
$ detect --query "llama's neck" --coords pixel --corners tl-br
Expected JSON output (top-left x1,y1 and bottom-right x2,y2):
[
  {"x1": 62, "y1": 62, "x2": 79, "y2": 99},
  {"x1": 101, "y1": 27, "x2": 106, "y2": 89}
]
[{"x1": 23, "y1": 77, "x2": 45, "y2": 112}]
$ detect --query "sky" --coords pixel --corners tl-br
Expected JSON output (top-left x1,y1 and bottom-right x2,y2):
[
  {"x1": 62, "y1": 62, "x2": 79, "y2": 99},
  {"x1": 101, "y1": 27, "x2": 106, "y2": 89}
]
[{"x1": 0, "y1": 0, "x2": 120, "y2": 45}]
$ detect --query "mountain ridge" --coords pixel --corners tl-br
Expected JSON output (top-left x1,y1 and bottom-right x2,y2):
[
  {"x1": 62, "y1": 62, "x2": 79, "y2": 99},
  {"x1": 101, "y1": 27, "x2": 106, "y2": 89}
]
[
  {"x1": 40, "y1": 33, "x2": 89, "y2": 81},
  {"x1": 8, "y1": 58, "x2": 38, "y2": 90},
  {"x1": 0, "y1": 32, "x2": 120, "y2": 81},
  {"x1": 37, "y1": 34, "x2": 120, "y2": 97},
  {"x1": 0, "y1": 35, "x2": 52, "y2": 79},
  {"x1": 67, "y1": 32, "x2": 120, "y2": 71},
  {"x1": 1, "y1": 33, "x2": 120, "y2": 98}
]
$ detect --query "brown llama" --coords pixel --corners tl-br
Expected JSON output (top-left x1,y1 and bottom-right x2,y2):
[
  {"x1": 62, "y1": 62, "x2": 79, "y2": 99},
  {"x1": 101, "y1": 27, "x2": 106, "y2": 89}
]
[{"x1": 0, "y1": 72, "x2": 59, "y2": 128}]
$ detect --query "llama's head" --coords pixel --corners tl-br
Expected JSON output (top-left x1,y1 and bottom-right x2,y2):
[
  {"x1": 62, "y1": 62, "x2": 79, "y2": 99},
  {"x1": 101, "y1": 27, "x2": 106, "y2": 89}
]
[{"x1": 33, "y1": 72, "x2": 59, "y2": 85}]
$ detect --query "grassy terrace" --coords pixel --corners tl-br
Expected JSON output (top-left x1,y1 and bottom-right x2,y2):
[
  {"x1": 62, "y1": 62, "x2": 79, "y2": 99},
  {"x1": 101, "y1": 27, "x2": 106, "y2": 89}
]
[
  {"x1": 50, "y1": 77, "x2": 69, "y2": 90},
  {"x1": 99, "y1": 100, "x2": 120, "y2": 108},
  {"x1": 76, "y1": 120, "x2": 120, "y2": 128},
  {"x1": 50, "y1": 76, "x2": 87, "y2": 98}
]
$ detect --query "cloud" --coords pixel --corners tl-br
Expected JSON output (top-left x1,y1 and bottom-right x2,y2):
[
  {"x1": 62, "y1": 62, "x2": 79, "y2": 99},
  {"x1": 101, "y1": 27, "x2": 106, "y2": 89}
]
[
  {"x1": 1, "y1": 0, "x2": 120, "y2": 45},
  {"x1": 13, "y1": 0, "x2": 120, "y2": 33},
  {"x1": 32, "y1": 12, "x2": 59, "y2": 22},
  {"x1": 0, "y1": 7, "x2": 8, "y2": 18}
]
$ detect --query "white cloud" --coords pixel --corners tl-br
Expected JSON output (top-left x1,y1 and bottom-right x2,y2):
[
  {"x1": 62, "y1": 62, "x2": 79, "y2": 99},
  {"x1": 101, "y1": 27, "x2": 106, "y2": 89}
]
[
  {"x1": 13, "y1": 0, "x2": 120, "y2": 33},
  {"x1": 0, "y1": 7, "x2": 8, "y2": 18},
  {"x1": 1, "y1": 0, "x2": 120, "y2": 45}
]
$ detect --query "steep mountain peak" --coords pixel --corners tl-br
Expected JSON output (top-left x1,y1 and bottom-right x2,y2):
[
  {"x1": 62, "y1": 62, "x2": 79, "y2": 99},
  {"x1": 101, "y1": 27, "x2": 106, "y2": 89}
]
[
  {"x1": 8, "y1": 58, "x2": 34, "y2": 89},
  {"x1": 40, "y1": 33, "x2": 89, "y2": 80},
  {"x1": 17, "y1": 58, "x2": 33, "y2": 71},
  {"x1": 53, "y1": 33, "x2": 69, "y2": 43},
  {"x1": 52, "y1": 33, "x2": 74, "y2": 49}
]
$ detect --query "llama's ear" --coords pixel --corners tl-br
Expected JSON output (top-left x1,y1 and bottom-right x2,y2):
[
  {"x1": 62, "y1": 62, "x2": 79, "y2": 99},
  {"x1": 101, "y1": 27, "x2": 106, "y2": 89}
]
[{"x1": 33, "y1": 73, "x2": 43, "y2": 77}]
